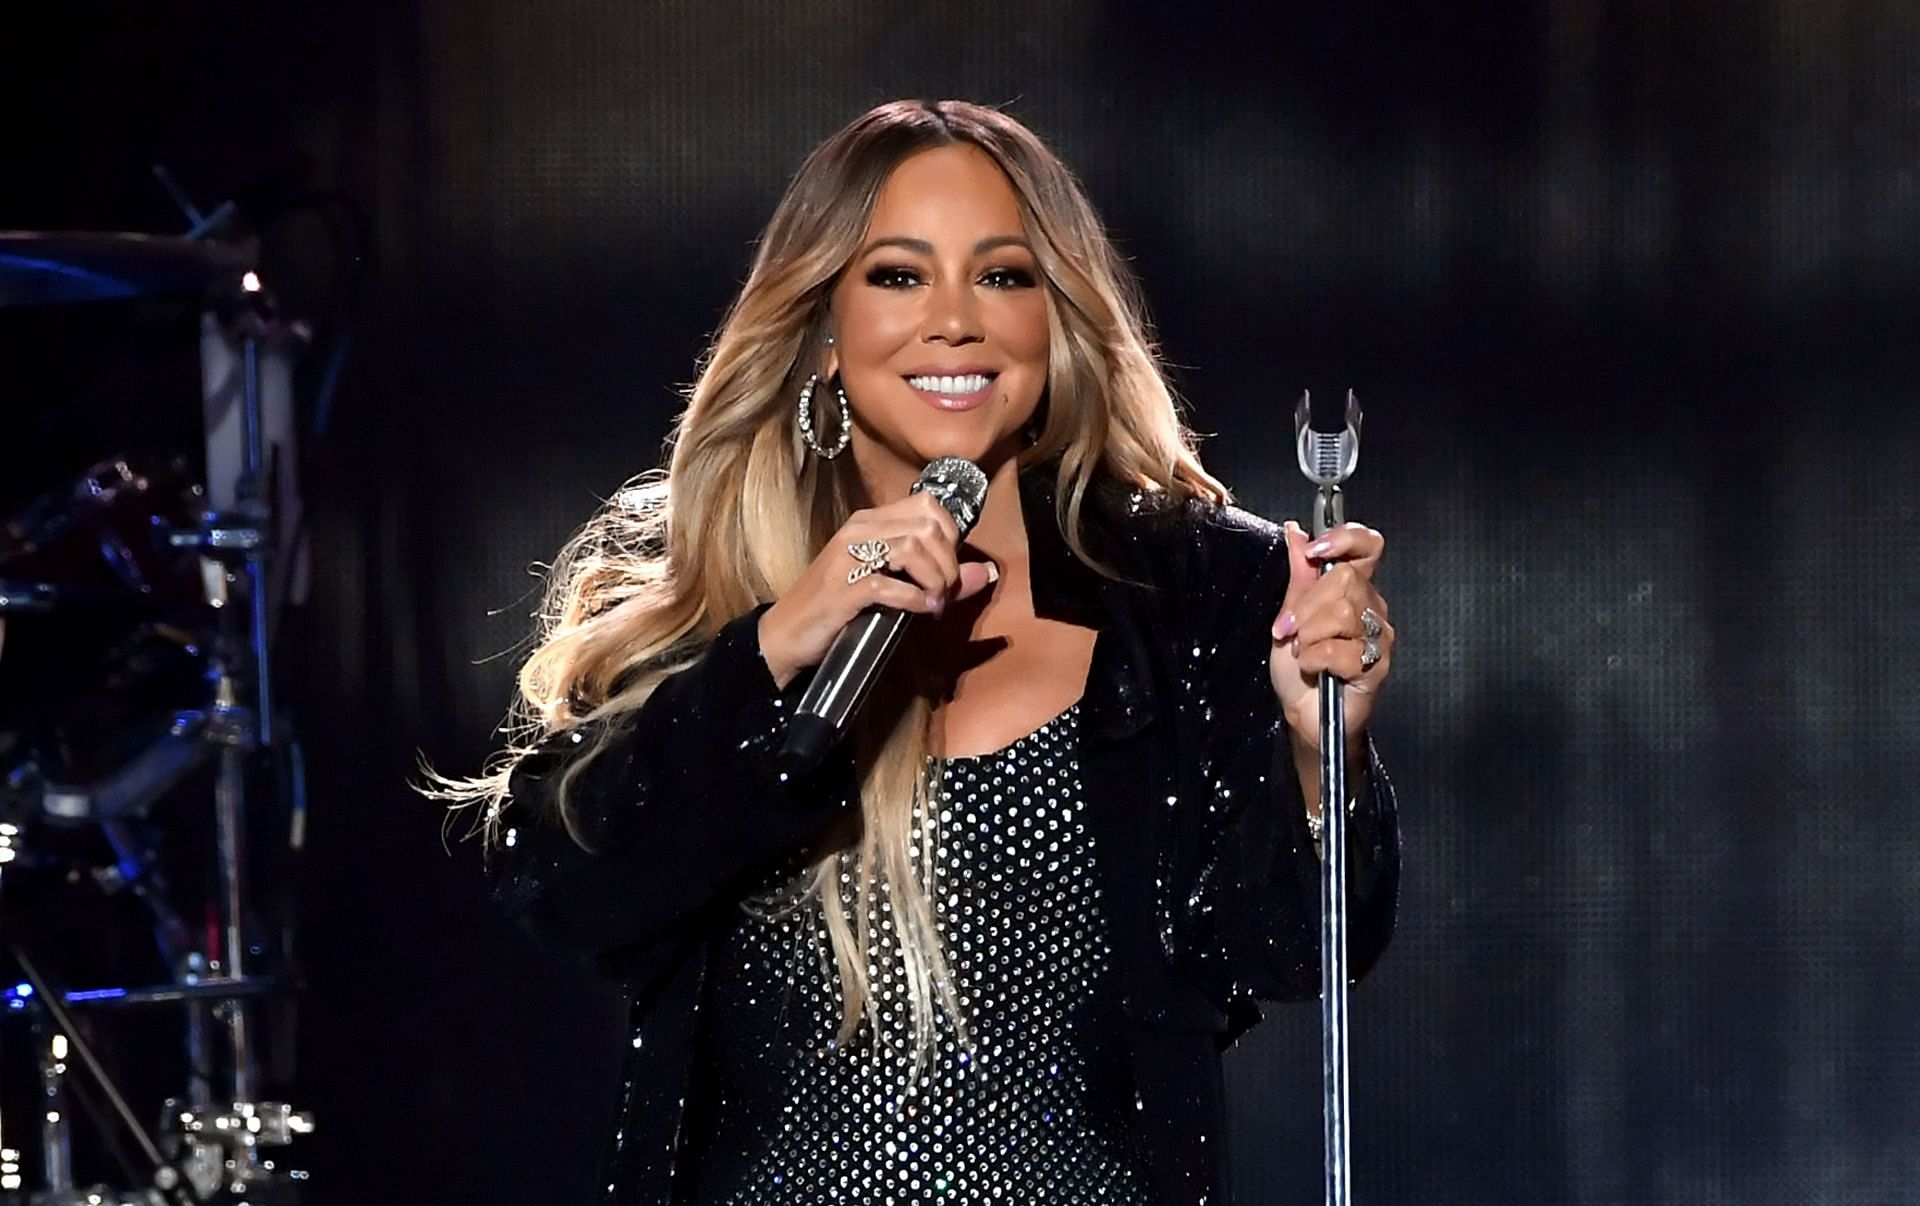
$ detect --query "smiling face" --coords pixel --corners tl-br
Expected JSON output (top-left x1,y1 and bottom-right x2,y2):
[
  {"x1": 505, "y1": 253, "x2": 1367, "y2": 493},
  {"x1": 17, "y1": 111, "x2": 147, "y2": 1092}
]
[{"x1": 824, "y1": 143, "x2": 1051, "y2": 499}]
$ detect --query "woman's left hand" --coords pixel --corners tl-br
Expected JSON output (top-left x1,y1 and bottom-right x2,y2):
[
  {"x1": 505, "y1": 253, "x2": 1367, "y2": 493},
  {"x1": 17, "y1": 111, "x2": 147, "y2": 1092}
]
[{"x1": 1269, "y1": 521, "x2": 1394, "y2": 755}]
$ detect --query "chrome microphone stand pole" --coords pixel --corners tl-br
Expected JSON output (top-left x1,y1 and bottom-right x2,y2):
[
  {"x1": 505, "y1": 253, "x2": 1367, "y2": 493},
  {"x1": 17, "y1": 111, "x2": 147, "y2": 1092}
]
[{"x1": 1296, "y1": 390, "x2": 1362, "y2": 1206}]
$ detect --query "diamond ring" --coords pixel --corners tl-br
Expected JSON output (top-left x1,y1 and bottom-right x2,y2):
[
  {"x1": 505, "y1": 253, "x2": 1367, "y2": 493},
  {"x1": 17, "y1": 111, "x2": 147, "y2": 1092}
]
[{"x1": 1359, "y1": 607, "x2": 1384, "y2": 670}]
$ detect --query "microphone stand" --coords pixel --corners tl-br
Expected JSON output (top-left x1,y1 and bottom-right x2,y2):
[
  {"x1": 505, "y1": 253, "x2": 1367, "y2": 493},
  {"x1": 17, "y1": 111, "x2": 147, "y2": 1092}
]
[{"x1": 1295, "y1": 390, "x2": 1362, "y2": 1206}]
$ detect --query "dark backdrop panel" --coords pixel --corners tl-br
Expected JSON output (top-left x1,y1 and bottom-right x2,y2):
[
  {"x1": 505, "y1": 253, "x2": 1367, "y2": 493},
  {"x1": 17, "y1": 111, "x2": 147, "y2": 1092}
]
[{"x1": 4, "y1": 2, "x2": 1917, "y2": 1203}]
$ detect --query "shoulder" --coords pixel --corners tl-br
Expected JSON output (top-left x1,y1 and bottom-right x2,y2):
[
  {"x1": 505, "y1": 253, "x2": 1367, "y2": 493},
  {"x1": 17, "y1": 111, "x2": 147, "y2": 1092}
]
[
  {"x1": 1090, "y1": 480, "x2": 1288, "y2": 586},
  {"x1": 1094, "y1": 490, "x2": 1292, "y2": 679},
  {"x1": 1177, "y1": 497, "x2": 1291, "y2": 613},
  {"x1": 1185, "y1": 495, "x2": 1286, "y2": 558}
]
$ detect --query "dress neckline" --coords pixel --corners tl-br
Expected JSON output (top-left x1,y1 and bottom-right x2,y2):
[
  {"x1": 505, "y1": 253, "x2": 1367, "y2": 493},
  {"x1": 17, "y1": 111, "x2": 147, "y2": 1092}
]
[{"x1": 932, "y1": 698, "x2": 1083, "y2": 765}]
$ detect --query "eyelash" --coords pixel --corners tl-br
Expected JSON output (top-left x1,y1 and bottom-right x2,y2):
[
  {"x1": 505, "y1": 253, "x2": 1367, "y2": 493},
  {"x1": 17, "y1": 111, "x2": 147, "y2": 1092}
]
[{"x1": 864, "y1": 264, "x2": 1037, "y2": 290}]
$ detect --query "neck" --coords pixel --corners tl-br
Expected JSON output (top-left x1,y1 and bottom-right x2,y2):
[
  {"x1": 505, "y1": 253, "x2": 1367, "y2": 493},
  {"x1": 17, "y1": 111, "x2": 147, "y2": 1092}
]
[
  {"x1": 958, "y1": 455, "x2": 1030, "y2": 569},
  {"x1": 851, "y1": 447, "x2": 1032, "y2": 568}
]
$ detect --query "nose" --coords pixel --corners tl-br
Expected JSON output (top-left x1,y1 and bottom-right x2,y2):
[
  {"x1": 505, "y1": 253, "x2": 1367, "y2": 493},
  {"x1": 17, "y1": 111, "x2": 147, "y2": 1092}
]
[{"x1": 922, "y1": 275, "x2": 983, "y2": 346}]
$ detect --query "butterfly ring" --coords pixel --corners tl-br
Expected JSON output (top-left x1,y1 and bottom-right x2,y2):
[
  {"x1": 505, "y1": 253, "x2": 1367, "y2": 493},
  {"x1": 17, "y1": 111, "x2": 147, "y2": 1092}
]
[{"x1": 846, "y1": 539, "x2": 891, "y2": 585}]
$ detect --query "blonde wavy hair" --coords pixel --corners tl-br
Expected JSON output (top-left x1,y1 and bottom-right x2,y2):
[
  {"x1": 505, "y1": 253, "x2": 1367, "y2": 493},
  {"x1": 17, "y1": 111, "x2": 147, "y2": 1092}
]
[{"x1": 431, "y1": 99, "x2": 1228, "y2": 1073}]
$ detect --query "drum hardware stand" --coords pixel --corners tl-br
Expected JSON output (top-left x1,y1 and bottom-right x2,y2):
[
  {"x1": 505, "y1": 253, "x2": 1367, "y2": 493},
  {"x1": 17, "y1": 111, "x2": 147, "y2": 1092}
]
[
  {"x1": 0, "y1": 193, "x2": 314, "y2": 1202},
  {"x1": 177, "y1": 178, "x2": 313, "y2": 1196},
  {"x1": 1295, "y1": 389, "x2": 1363, "y2": 1206},
  {"x1": 93, "y1": 822, "x2": 218, "y2": 1117},
  {"x1": 0, "y1": 823, "x2": 15, "y2": 1201},
  {"x1": 6, "y1": 290, "x2": 311, "y2": 1205},
  {"x1": 157, "y1": 270, "x2": 314, "y2": 1196},
  {"x1": 0, "y1": 829, "x2": 273, "y2": 1206},
  {"x1": 6, "y1": 950, "x2": 204, "y2": 1205},
  {"x1": 0, "y1": 547, "x2": 313, "y2": 1206}
]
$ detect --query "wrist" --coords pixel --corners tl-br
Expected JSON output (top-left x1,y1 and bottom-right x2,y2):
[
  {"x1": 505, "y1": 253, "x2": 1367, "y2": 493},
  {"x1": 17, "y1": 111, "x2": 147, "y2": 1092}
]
[
  {"x1": 755, "y1": 607, "x2": 800, "y2": 691},
  {"x1": 1287, "y1": 726, "x2": 1369, "y2": 779}
]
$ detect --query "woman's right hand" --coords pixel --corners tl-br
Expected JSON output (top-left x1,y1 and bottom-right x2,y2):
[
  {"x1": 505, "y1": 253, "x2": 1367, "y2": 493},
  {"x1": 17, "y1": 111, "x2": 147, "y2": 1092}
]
[{"x1": 757, "y1": 491, "x2": 1000, "y2": 690}]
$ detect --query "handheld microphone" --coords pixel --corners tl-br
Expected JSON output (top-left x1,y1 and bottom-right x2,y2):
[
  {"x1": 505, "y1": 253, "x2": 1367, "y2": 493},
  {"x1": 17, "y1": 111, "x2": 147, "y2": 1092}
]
[{"x1": 777, "y1": 456, "x2": 989, "y2": 777}]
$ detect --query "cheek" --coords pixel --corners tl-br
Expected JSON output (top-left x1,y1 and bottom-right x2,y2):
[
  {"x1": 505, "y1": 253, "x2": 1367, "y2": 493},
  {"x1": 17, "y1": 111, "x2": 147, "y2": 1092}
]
[
  {"x1": 832, "y1": 289, "x2": 917, "y2": 361},
  {"x1": 988, "y1": 295, "x2": 1051, "y2": 366}
]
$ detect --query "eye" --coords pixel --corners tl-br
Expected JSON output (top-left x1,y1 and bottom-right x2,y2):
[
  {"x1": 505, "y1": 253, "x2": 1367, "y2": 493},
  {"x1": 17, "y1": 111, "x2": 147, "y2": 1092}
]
[
  {"x1": 980, "y1": 266, "x2": 1037, "y2": 290},
  {"x1": 865, "y1": 264, "x2": 921, "y2": 289}
]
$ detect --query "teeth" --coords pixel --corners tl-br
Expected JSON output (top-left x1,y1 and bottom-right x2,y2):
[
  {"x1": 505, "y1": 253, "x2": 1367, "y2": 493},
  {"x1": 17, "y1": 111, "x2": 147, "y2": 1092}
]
[{"x1": 908, "y1": 373, "x2": 992, "y2": 395}]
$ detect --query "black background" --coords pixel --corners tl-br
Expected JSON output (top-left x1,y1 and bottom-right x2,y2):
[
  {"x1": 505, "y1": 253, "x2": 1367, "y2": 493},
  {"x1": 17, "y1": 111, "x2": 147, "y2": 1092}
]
[{"x1": 3, "y1": 2, "x2": 1918, "y2": 1202}]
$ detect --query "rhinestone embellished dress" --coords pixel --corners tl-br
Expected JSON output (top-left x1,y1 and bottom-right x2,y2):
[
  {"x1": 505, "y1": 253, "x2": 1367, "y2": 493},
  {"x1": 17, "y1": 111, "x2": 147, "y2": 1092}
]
[{"x1": 684, "y1": 702, "x2": 1154, "y2": 1205}]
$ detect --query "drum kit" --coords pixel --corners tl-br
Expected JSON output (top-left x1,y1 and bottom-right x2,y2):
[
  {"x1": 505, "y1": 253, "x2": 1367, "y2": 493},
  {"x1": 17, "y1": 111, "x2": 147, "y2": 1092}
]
[{"x1": 0, "y1": 212, "x2": 317, "y2": 1203}]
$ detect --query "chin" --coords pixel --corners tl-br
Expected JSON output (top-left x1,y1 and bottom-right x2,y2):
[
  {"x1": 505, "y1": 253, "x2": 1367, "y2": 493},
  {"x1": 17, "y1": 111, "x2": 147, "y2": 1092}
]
[
  {"x1": 925, "y1": 438, "x2": 1030, "y2": 475},
  {"x1": 857, "y1": 421, "x2": 1022, "y2": 483},
  {"x1": 918, "y1": 437, "x2": 991, "y2": 464}
]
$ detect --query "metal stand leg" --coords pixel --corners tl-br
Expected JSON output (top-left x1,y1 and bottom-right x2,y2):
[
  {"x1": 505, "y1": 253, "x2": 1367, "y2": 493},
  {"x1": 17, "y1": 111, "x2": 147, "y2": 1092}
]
[
  {"x1": 39, "y1": 1024, "x2": 73, "y2": 1196},
  {"x1": 181, "y1": 952, "x2": 214, "y2": 1113},
  {"x1": 214, "y1": 744, "x2": 256, "y2": 1115}
]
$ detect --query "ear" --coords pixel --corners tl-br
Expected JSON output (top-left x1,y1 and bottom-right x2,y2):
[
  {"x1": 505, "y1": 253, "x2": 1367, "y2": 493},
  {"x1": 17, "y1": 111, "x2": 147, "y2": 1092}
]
[{"x1": 820, "y1": 322, "x2": 839, "y2": 381}]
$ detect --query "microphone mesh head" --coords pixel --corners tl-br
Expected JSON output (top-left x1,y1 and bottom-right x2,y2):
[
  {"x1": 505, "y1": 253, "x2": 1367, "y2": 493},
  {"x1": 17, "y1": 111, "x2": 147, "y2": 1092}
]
[{"x1": 912, "y1": 457, "x2": 989, "y2": 537}]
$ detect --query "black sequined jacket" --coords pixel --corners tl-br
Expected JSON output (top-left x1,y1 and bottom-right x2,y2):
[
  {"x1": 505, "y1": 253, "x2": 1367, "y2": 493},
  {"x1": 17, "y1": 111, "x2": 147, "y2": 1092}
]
[{"x1": 490, "y1": 460, "x2": 1401, "y2": 1205}]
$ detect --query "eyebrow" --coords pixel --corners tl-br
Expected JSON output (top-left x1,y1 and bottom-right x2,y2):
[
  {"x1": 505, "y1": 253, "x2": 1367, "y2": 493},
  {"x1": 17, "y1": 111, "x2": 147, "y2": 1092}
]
[{"x1": 859, "y1": 234, "x2": 1032, "y2": 257}]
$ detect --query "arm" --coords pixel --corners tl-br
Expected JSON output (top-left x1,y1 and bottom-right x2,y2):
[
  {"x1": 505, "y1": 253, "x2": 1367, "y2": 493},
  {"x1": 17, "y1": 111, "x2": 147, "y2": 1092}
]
[
  {"x1": 1178, "y1": 512, "x2": 1401, "y2": 1014},
  {"x1": 488, "y1": 484, "x2": 998, "y2": 994},
  {"x1": 487, "y1": 602, "x2": 858, "y2": 987}
]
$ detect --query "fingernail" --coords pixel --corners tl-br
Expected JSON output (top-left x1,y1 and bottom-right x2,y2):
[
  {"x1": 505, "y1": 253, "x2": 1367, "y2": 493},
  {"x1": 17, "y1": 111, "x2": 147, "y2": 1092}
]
[
  {"x1": 927, "y1": 592, "x2": 945, "y2": 616},
  {"x1": 1307, "y1": 539, "x2": 1333, "y2": 558},
  {"x1": 984, "y1": 561, "x2": 1001, "y2": 584},
  {"x1": 1290, "y1": 636, "x2": 1301, "y2": 659},
  {"x1": 1273, "y1": 611, "x2": 1297, "y2": 641}
]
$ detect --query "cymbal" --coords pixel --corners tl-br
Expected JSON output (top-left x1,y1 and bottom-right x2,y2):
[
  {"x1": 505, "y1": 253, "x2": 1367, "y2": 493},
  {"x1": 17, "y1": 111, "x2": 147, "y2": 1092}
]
[{"x1": 0, "y1": 230, "x2": 252, "y2": 307}]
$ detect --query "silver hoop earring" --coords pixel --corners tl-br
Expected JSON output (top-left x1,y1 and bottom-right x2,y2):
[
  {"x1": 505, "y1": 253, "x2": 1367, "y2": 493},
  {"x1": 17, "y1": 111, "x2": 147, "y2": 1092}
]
[{"x1": 797, "y1": 373, "x2": 851, "y2": 460}]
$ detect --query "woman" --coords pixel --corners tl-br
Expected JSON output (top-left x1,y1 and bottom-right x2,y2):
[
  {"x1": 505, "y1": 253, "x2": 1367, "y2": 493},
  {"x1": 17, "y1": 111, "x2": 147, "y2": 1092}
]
[{"x1": 439, "y1": 100, "x2": 1401, "y2": 1205}]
